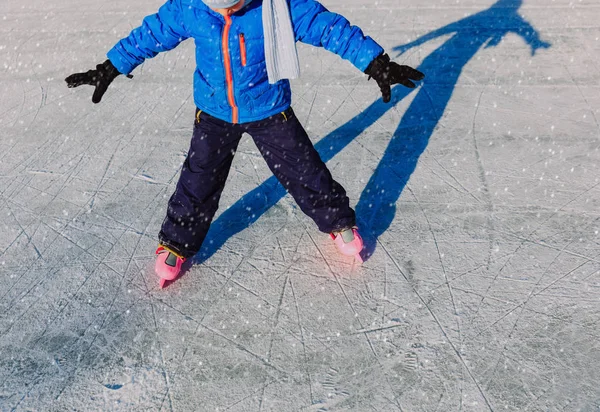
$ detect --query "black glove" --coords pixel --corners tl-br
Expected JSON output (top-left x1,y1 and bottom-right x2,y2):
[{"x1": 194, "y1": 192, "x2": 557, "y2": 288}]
[
  {"x1": 65, "y1": 59, "x2": 132, "y2": 103},
  {"x1": 365, "y1": 53, "x2": 424, "y2": 103}
]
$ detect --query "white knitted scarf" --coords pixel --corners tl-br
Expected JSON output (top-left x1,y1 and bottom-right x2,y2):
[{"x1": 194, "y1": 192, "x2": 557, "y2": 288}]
[{"x1": 262, "y1": 0, "x2": 300, "y2": 84}]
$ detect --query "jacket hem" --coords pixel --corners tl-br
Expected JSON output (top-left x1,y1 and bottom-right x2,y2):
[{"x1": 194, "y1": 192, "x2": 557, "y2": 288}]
[{"x1": 194, "y1": 101, "x2": 292, "y2": 124}]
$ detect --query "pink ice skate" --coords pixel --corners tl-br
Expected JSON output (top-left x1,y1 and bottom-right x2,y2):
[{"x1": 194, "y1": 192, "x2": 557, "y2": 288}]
[
  {"x1": 155, "y1": 246, "x2": 186, "y2": 288},
  {"x1": 330, "y1": 227, "x2": 364, "y2": 263}
]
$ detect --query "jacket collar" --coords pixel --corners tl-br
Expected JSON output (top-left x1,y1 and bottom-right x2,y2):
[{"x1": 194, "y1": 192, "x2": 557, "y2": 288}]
[{"x1": 182, "y1": 0, "x2": 255, "y2": 11}]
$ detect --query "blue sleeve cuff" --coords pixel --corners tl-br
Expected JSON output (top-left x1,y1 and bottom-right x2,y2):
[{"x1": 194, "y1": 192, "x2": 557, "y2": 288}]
[
  {"x1": 354, "y1": 38, "x2": 384, "y2": 72},
  {"x1": 107, "y1": 46, "x2": 137, "y2": 76}
]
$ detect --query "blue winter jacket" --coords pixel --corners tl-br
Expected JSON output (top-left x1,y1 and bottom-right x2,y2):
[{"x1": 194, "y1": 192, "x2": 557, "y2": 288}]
[{"x1": 107, "y1": 0, "x2": 384, "y2": 123}]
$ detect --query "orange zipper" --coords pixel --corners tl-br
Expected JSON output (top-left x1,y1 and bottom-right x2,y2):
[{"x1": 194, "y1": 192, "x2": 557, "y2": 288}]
[
  {"x1": 222, "y1": 16, "x2": 238, "y2": 123},
  {"x1": 239, "y1": 33, "x2": 247, "y2": 67}
]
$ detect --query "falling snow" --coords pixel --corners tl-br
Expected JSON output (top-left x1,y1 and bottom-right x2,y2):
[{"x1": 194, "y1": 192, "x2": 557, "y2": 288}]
[{"x1": 1, "y1": 0, "x2": 600, "y2": 411}]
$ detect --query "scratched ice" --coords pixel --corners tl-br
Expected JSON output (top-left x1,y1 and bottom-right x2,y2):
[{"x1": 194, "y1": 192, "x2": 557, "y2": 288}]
[{"x1": 1, "y1": 0, "x2": 599, "y2": 410}]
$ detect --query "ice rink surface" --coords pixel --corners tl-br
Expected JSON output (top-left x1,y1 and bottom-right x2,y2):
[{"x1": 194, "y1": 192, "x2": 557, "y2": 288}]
[{"x1": 1, "y1": 0, "x2": 599, "y2": 410}]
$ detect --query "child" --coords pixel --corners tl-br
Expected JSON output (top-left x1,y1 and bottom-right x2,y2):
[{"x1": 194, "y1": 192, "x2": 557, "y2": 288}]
[{"x1": 65, "y1": 0, "x2": 424, "y2": 287}]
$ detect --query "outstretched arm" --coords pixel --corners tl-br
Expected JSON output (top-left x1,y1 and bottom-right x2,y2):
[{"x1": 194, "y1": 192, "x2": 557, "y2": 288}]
[
  {"x1": 107, "y1": 0, "x2": 190, "y2": 75},
  {"x1": 289, "y1": 0, "x2": 383, "y2": 71},
  {"x1": 66, "y1": 0, "x2": 190, "y2": 103},
  {"x1": 290, "y1": 0, "x2": 424, "y2": 102}
]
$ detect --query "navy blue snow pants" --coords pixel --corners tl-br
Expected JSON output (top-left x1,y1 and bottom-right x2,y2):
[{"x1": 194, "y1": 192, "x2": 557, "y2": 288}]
[{"x1": 158, "y1": 107, "x2": 355, "y2": 258}]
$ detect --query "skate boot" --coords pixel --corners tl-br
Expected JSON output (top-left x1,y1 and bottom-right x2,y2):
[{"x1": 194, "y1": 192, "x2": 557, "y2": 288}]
[
  {"x1": 330, "y1": 227, "x2": 364, "y2": 263},
  {"x1": 155, "y1": 245, "x2": 186, "y2": 288}
]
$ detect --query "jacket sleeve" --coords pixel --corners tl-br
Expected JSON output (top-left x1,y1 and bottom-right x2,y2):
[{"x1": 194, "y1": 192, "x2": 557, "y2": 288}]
[
  {"x1": 289, "y1": 0, "x2": 384, "y2": 72},
  {"x1": 107, "y1": 0, "x2": 190, "y2": 75}
]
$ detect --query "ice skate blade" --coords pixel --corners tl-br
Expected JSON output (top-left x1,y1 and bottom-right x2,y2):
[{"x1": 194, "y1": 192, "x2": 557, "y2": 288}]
[
  {"x1": 355, "y1": 253, "x2": 364, "y2": 263},
  {"x1": 159, "y1": 278, "x2": 167, "y2": 288}
]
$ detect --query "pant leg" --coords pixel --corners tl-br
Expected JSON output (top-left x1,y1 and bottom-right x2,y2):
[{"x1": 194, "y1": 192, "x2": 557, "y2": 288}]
[
  {"x1": 246, "y1": 108, "x2": 355, "y2": 233},
  {"x1": 159, "y1": 111, "x2": 242, "y2": 258}
]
